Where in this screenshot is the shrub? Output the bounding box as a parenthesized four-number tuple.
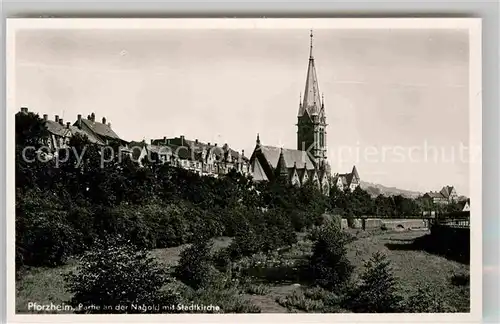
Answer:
(276, 290, 324, 312)
(174, 236, 217, 290)
(184, 287, 261, 313)
(65, 237, 180, 314)
(343, 252, 402, 313)
(242, 283, 270, 295)
(450, 273, 470, 287)
(403, 288, 458, 313)
(16, 191, 78, 267)
(227, 226, 264, 260)
(308, 223, 354, 291)
(303, 286, 330, 301)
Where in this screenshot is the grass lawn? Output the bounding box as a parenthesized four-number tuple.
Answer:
(15, 230, 469, 313)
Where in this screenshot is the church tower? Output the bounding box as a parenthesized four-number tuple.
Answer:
(297, 30, 327, 168)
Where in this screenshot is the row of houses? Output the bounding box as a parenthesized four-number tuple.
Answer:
(18, 106, 361, 192)
(19, 107, 251, 179)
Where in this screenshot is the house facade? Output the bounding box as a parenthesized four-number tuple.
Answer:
(131, 136, 251, 177)
(423, 185, 459, 205)
(332, 166, 360, 192)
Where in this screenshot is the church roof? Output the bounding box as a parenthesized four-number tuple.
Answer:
(259, 145, 316, 171)
(299, 31, 322, 118)
(251, 158, 268, 182)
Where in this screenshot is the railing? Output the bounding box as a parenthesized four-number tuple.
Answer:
(435, 218, 470, 228)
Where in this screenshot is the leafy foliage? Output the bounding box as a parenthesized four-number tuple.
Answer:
(343, 252, 403, 313)
(64, 238, 181, 314)
(174, 236, 218, 290)
(308, 223, 354, 291)
(402, 288, 457, 313)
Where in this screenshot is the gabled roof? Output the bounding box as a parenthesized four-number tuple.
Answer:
(275, 149, 289, 179)
(79, 118, 122, 141)
(299, 167, 309, 183)
(352, 165, 360, 180)
(424, 191, 446, 199)
(68, 125, 104, 145)
(251, 158, 268, 182)
(440, 185, 455, 198)
(45, 120, 71, 137)
(156, 137, 249, 163)
(258, 145, 316, 171)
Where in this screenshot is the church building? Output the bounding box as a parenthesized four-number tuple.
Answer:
(249, 31, 331, 195)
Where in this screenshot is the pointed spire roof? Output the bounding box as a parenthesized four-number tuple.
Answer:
(298, 30, 322, 117)
(275, 148, 289, 180)
(352, 165, 360, 180)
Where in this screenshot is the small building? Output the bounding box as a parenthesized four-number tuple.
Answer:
(332, 166, 360, 192)
(423, 185, 459, 205)
(459, 200, 470, 212)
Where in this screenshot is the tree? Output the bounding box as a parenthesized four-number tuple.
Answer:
(344, 252, 402, 313)
(308, 223, 354, 291)
(174, 235, 217, 290)
(65, 238, 180, 313)
(350, 186, 374, 216)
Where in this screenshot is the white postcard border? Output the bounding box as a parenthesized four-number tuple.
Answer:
(6, 17, 482, 323)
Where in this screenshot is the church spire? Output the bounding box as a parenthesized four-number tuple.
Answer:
(309, 29, 314, 59)
(298, 29, 322, 117)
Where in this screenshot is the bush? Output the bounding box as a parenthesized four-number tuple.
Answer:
(242, 283, 270, 295)
(16, 191, 78, 267)
(64, 237, 180, 314)
(343, 252, 402, 313)
(303, 286, 330, 301)
(308, 223, 354, 291)
(403, 288, 458, 313)
(276, 290, 324, 312)
(185, 287, 261, 313)
(174, 236, 217, 290)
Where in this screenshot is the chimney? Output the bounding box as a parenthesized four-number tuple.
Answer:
(215, 143, 217, 147)
(20, 107, 28, 114)
(77, 114, 82, 129)
(208, 142, 211, 146)
(102, 117, 106, 124)
(59, 118, 64, 125)
(195, 139, 198, 144)
(66, 122, 70, 129)
(108, 122, 111, 128)
(55, 115, 59, 122)
(242, 149, 245, 157)
(163, 136, 167, 145)
(90, 112, 95, 122)
(180, 135, 185, 146)
(43, 114, 48, 121)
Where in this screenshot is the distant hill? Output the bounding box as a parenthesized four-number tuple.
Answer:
(359, 181, 423, 199)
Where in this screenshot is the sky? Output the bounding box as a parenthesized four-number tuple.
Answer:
(15, 28, 471, 195)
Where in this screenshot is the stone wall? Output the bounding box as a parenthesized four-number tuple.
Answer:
(341, 218, 428, 231)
